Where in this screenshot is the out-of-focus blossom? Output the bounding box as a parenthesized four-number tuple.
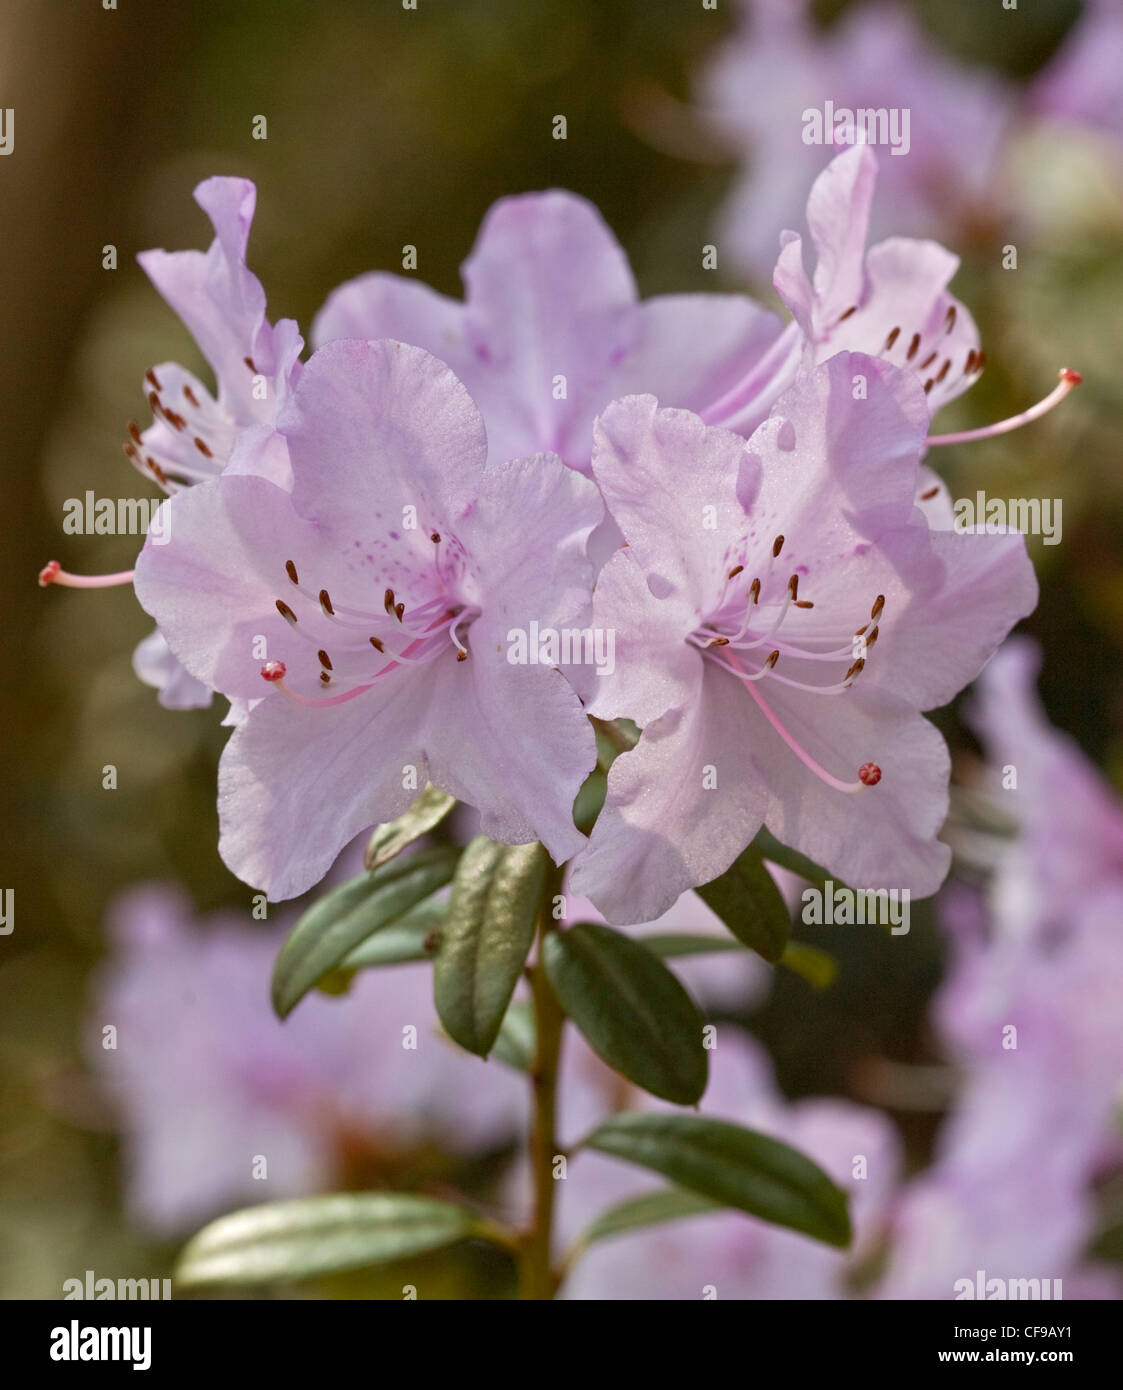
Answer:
(877, 639, 1123, 1298)
(697, 0, 1012, 277)
(86, 883, 524, 1235)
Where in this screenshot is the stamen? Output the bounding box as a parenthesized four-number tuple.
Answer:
(906, 333, 921, 362)
(728, 564, 744, 580)
(127, 421, 144, 445)
(193, 437, 213, 458)
(724, 650, 877, 794)
(837, 304, 858, 323)
(183, 384, 200, 408)
(772, 534, 784, 559)
(871, 595, 885, 621)
(884, 326, 901, 351)
(384, 588, 395, 615)
(394, 602, 405, 623)
(260, 661, 374, 708)
(944, 305, 957, 334)
(244, 356, 258, 373)
(919, 485, 940, 500)
(317, 649, 333, 671)
(39, 561, 135, 589)
(275, 599, 298, 624)
(431, 532, 441, 543)
(927, 369, 1080, 446)
(285, 560, 299, 585)
(370, 636, 384, 652)
(748, 577, 761, 605)
(319, 589, 334, 616)
(145, 368, 162, 391)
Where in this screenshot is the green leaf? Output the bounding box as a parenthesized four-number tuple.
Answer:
(578, 1188, 719, 1248)
(175, 1193, 486, 1288)
(696, 847, 790, 963)
(638, 932, 746, 960)
(271, 847, 459, 1018)
(573, 766, 607, 836)
(491, 999, 537, 1072)
(584, 1112, 851, 1248)
(779, 940, 839, 990)
(543, 922, 707, 1104)
(750, 827, 849, 893)
(364, 784, 456, 871)
(433, 837, 548, 1056)
(341, 897, 447, 970)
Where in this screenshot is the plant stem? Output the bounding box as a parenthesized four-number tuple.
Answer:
(517, 867, 567, 1300)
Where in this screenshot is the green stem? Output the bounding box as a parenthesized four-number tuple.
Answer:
(517, 864, 567, 1300)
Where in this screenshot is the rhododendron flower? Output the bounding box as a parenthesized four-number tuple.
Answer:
(135, 339, 602, 899)
(569, 353, 1037, 924)
(312, 189, 786, 477)
(41, 176, 302, 709)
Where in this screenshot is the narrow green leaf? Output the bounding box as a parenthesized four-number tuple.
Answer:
(175, 1193, 484, 1288)
(433, 837, 547, 1056)
(697, 847, 790, 963)
(340, 897, 447, 970)
(271, 847, 459, 1018)
(579, 1188, 720, 1248)
(779, 940, 839, 990)
(491, 999, 537, 1072)
(584, 1112, 851, 1248)
(750, 827, 849, 893)
(543, 922, 707, 1104)
(638, 932, 746, 960)
(364, 784, 457, 871)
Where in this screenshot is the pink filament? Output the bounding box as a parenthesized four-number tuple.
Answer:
(926, 369, 1081, 447)
(39, 561, 136, 589)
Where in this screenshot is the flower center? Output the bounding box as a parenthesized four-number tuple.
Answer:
(690, 534, 882, 794)
(260, 533, 480, 708)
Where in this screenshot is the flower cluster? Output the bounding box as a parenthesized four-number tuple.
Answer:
(44, 146, 1065, 925)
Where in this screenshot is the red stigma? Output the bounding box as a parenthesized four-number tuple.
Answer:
(1060, 368, 1082, 385)
(261, 660, 287, 683)
(38, 560, 61, 587)
(858, 762, 882, 787)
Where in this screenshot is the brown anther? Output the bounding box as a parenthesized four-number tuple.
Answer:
(920, 485, 940, 500)
(794, 599, 814, 609)
(906, 333, 921, 362)
(854, 623, 869, 637)
(844, 657, 866, 682)
(766, 650, 780, 669)
(244, 356, 257, 373)
(772, 534, 784, 558)
(837, 304, 858, 322)
(383, 588, 395, 615)
(431, 532, 441, 543)
(320, 671, 332, 685)
(944, 305, 957, 333)
(285, 560, 299, 585)
(193, 436, 214, 458)
(865, 626, 879, 648)
(456, 649, 468, 662)
(148, 459, 169, 486)
(164, 410, 187, 432)
(788, 573, 799, 599)
(183, 384, 200, 407)
(924, 378, 935, 395)
(317, 649, 333, 670)
(936, 357, 951, 383)
(123, 442, 137, 460)
(708, 636, 730, 647)
(147, 390, 163, 416)
(748, 577, 761, 604)
(275, 599, 298, 624)
(884, 326, 901, 351)
(920, 351, 938, 370)
(319, 588, 334, 616)
(145, 368, 162, 391)
(394, 602, 405, 623)
(728, 564, 744, 580)
(369, 636, 384, 653)
(965, 348, 978, 376)
(128, 420, 144, 445)
(871, 594, 885, 620)
(976, 349, 987, 373)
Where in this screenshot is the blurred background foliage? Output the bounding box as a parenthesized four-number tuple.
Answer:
(1, 0, 1120, 1297)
